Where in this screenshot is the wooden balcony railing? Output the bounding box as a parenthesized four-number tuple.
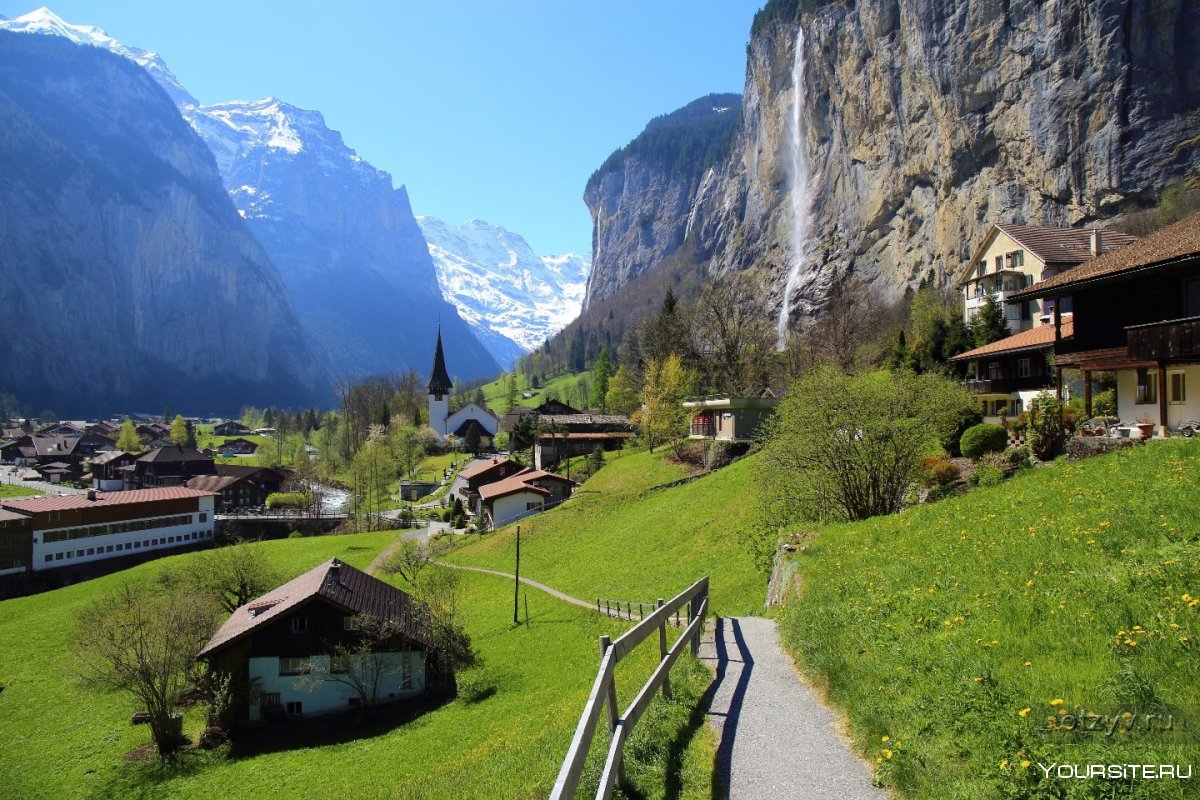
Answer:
(1126, 316, 1200, 361)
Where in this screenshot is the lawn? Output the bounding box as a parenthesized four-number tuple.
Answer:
(779, 441, 1200, 799)
(479, 370, 592, 414)
(0, 530, 717, 799)
(0, 484, 39, 498)
(193, 424, 272, 452)
(445, 448, 766, 617)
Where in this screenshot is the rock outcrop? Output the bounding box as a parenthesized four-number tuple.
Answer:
(584, 0, 1200, 335)
(0, 32, 325, 414)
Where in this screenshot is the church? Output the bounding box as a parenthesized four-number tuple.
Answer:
(426, 329, 500, 443)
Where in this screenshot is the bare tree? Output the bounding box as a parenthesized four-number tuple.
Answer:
(690, 269, 775, 394)
(74, 580, 219, 757)
(784, 274, 895, 377)
(382, 538, 439, 584)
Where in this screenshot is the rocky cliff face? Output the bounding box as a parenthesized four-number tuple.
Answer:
(582, 94, 741, 308)
(0, 32, 325, 415)
(586, 0, 1200, 334)
(184, 99, 499, 382)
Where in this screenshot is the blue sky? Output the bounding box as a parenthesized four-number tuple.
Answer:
(19, 1, 762, 256)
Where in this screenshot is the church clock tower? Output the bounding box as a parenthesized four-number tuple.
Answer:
(426, 328, 453, 437)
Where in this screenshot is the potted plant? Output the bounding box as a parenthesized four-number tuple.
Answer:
(1135, 415, 1156, 440)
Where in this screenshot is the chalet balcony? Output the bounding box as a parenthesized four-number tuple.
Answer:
(1126, 316, 1200, 362)
(689, 421, 716, 438)
(964, 375, 1051, 395)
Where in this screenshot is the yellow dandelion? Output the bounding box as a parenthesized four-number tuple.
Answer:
(1021, 760, 1031, 769)
(884, 749, 893, 759)
(1051, 698, 1064, 706)
(881, 735, 890, 742)
(1018, 707, 1031, 718)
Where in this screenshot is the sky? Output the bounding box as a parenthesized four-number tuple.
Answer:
(12, 1, 763, 256)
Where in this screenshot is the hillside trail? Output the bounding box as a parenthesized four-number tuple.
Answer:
(698, 616, 888, 799)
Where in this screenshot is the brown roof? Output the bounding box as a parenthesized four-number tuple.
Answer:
(137, 445, 212, 463)
(30, 435, 79, 458)
(537, 431, 635, 441)
(198, 559, 433, 658)
(90, 450, 139, 465)
(948, 318, 1073, 362)
(458, 456, 518, 481)
(0, 486, 216, 514)
(185, 475, 241, 493)
(539, 413, 632, 426)
(1011, 213, 1200, 300)
(478, 473, 551, 502)
(955, 224, 1139, 289)
(519, 469, 576, 486)
(0, 509, 30, 523)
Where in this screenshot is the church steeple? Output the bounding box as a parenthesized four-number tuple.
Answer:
(426, 327, 453, 398)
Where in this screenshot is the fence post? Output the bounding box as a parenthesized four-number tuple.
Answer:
(657, 598, 671, 699)
(599, 634, 627, 787)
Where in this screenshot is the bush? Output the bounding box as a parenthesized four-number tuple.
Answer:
(940, 404, 983, 457)
(1027, 391, 1066, 461)
(971, 453, 1007, 487)
(1002, 446, 1032, 469)
(959, 423, 1008, 459)
(706, 440, 733, 470)
(265, 492, 310, 511)
(918, 456, 960, 487)
(1093, 388, 1117, 417)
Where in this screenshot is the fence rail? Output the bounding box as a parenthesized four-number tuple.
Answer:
(595, 597, 687, 626)
(551, 576, 709, 800)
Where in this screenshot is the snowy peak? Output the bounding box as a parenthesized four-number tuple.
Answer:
(417, 216, 589, 362)
(0, 7, 198, 106)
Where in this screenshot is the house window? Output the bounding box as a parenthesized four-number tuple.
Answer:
(1135, 368, 1157, 405)
(44, 554, 52, 563)
(286, 701, 303, 715)
(344, 616, 360, 631)
(199, 513, 207, 522)
(994, 255, 1003, 271)
(292, 616, 308, 634)
(526, 502, 540, 511)
(1016, 358, 1032, 378)
(330, 655, 350, 674)
(401, 653, 413, 690)
(279, 657, 308, 675)
(1170, 372, 1187, 404)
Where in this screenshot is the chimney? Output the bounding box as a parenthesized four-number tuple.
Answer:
(328, 559, 342, 582)
(1089, 228, 1102, 257)
(87, 489, 97, 501)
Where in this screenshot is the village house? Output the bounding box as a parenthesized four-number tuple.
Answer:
(217, 437, 259, 456)
(683, 392, 780, 442)
(90, 450, 141, 492)
(499, 398, 581, 433)
(955, 224, 1138, 334)
(213, 420, 252, 437)
(186, 465, 287, 511)
(1008, 212, 1200, 435)
(0, 509, 33, 579)
(477, 468, 576, 528)
(533, 413, 635, 470)
(948, 319, 1070, 420)
(0, 487, 216, 584)
(126, 445, 216, 489)
(455, 456, 527, 513)
(197, 559, 434, 721)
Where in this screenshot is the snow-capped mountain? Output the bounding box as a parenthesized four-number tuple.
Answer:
(0, 7, 197, 106)
(5, 6, 501, 381)
(418, 217, 590, 368)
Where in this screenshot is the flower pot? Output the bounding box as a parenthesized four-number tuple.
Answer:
(1136, 423, 1155, 440)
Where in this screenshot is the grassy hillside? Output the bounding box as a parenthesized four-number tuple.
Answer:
(0, 484, 39, 498)
(446, 448, 766, 617)
(0, 530, 717, 799)
(780, 442, 1200, 799)
(479, 371, 592, 414)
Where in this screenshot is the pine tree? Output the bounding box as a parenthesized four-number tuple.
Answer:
(970, 293, 1010, 347)
(590, 350, 614, 411)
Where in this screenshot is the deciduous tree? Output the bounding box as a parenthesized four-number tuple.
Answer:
(169, 414, 187, 445)
(116, 418, 140, 452)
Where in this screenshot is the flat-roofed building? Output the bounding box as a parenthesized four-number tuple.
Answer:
(0, 487, 217, 576)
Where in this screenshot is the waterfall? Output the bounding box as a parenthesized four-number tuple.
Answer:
(777, 26, 811, 348)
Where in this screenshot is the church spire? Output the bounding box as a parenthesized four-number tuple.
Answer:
(426, 327, 453, 396)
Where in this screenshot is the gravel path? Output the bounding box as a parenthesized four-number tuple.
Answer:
(699, 616, 888, 800)
(432, 561, 597, 611)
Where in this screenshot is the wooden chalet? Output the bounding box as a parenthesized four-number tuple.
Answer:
(455, 456, 527, 512)
(197, 559, 434, 721)
(477, 468, 576, 528)
(213, 420, 252, 437)
(533, 413, 635, 470)
(128, 445, 216, 489)
(186, 465, 287, 511)
(948, 319, 1069, 419)
(1009, 213, 1200, 434)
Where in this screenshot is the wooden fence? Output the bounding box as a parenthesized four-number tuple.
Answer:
(550, 576, 709, 800)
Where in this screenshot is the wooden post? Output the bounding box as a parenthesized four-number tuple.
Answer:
(513, 526, 520, 625)
(524, 594, 529, 626)
(1084, 370, 1093, 417)
(600, 635, 620, 735)
(1158, 363, 1168, 437)
(657, 598, 672, 699)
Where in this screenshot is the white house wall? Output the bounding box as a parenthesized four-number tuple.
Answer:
(248, 651, 424, 720)
(32, 496, 215, 571)
(490, 491, 545, 527)
(1116, 365, 1200, 429)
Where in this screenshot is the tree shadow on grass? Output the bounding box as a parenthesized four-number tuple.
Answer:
(226, 687, 456, 758)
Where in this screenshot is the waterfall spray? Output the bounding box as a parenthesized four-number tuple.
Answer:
(776, 26, 811, 348)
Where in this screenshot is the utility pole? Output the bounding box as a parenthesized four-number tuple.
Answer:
(513, 525, 521, 625)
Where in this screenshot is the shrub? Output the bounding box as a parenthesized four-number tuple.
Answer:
(940, 404, 983, 457)
(959, 423, 1008, 459)
(1002, 446, 1032, 469)
(919, 456, 961, 487)
(1093, 388, 1117, 417)
(265, 492, 310, 511)
(1027, 391, 1066, 461)
(706, 440, 733, 470)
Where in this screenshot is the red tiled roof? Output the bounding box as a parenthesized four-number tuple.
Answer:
(458, 457, 517, 481)
(1011, 212, 1200, 300)
(0, 486, 215, 513)
(948, 318, 1073, 362)
(198, 559, 433, 658)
